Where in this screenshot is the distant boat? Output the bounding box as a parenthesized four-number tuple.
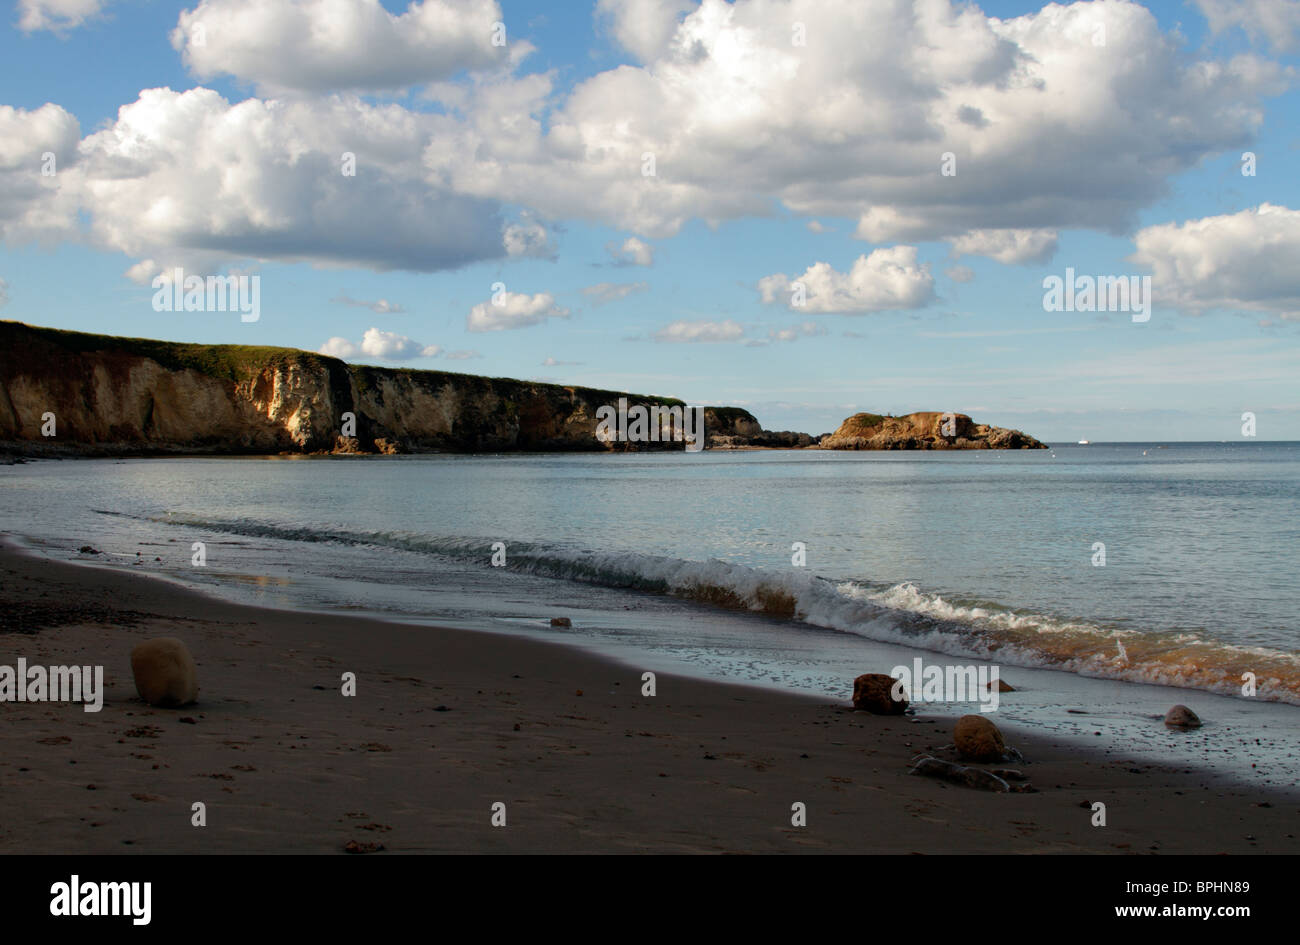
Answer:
(1077, 439, 1090, 445)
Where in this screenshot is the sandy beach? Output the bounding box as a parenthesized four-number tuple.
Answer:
(1, 537, 1295, 854)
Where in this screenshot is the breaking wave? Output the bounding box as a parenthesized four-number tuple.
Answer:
(100, 511, 1300, 705)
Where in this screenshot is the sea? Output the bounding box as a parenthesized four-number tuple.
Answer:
(3, 442, 1298, 788)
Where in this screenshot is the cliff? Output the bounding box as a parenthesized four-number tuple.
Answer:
(818, 411, 1046, 450)
(0, 321, 761, 456)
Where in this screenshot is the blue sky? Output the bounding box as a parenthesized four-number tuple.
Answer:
(2, 0, 1299, 440)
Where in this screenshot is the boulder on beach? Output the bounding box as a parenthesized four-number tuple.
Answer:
(130, 638, 198, 707)
(852, 673, 908, 714)
(988, 679, 1015, 692)
(549, 617, 572, 628)
(1164, 704, 1202, 728)
(954, 714, 1006, 762)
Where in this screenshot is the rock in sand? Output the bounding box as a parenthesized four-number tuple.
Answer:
(954, 714, 1006, 762)
(1164, 704, 1202, 728)
(852, 673, 908, 714)
(130, 638, 199, 707)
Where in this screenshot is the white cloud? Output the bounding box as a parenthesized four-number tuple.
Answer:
(949, 228, 1057, 265)
(0, 277, 8, 307)
(607, 236, 654, 266)
(596, 0, 694, 62)
(806, 220, 829, 234)
(318, 336, 359, 358)
(503, 218, 554, 258)
(581, 280, 648, 304)
(6, 0, 1291, 285)
(362, 327, 439, 359)
(0, 103, 82, 245)
(758, 245, 935, 314)
(17, 0, 105, 32)
(60, 88, 507, 278)
(1131, 203, 1300, 319)
(320, 326, 441, 360)
(768, 321, 826, 343)
(1195, 0, 1300, 53)
(652, 318, 744, 343)
(172, 0, 509, 94)
(945, 265, 975, 283)
(423, 0, 1286, 246)
(467, 290, 569, 331)
(332, 293, 406, 314)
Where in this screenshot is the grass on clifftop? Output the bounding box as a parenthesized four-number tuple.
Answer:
(835, 413, 888, 435)
(1, 321, 749, 417)
(1, 320, 327, 382)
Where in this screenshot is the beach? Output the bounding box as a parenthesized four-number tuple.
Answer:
(2, 538, 1295, 855)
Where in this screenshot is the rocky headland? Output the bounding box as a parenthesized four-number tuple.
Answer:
(816, 411, 1047, 450)
(0, 322, 1046, 456)
(0, 321, 760, 456)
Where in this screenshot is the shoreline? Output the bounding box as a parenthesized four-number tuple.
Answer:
(2, 537, 1297, 854)
(0, 443, 818, 461)
(7, 442, 1297, 464)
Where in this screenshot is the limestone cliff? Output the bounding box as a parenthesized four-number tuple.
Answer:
(0, 321, 760, 456)
(818, 411, 1046, 450)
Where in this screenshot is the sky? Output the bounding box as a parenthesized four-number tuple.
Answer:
(1, 0, 1299, 441)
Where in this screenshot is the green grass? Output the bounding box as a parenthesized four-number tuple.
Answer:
(1, 320, 328, 382)
(1, 320, 755, 420)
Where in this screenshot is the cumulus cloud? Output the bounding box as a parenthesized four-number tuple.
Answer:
(319, 326, 442, 360)
(1131, 203, 1300, 319)
(361, 327, 440, 359)
(332, 293, 405, 314)
(7, 0, 1292, 285)
(318, 336, 359, 358)
(423, 0, 1286, 247)
(607, 236, 654, 266)
(17, 0, 105, 32)
(758, 246, 935, 314)
(949, 228, 1057, 265)
(596, 0, 694, 62)
(945, 265, 975, 283)
(172, 0, 509, 94)
(542, 355, 584, 366)
(59, 88, 507, 278)
(581, 280, 648, 304)
(0, 103, 82, 245)
(1195, 0, 1300, 53)
(467, 290, 569, 331)
(652, 318, 744, 343)
(503, 218, 554, 258)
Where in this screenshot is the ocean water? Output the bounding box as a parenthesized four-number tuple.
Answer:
(3, 443, 1298, 787)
